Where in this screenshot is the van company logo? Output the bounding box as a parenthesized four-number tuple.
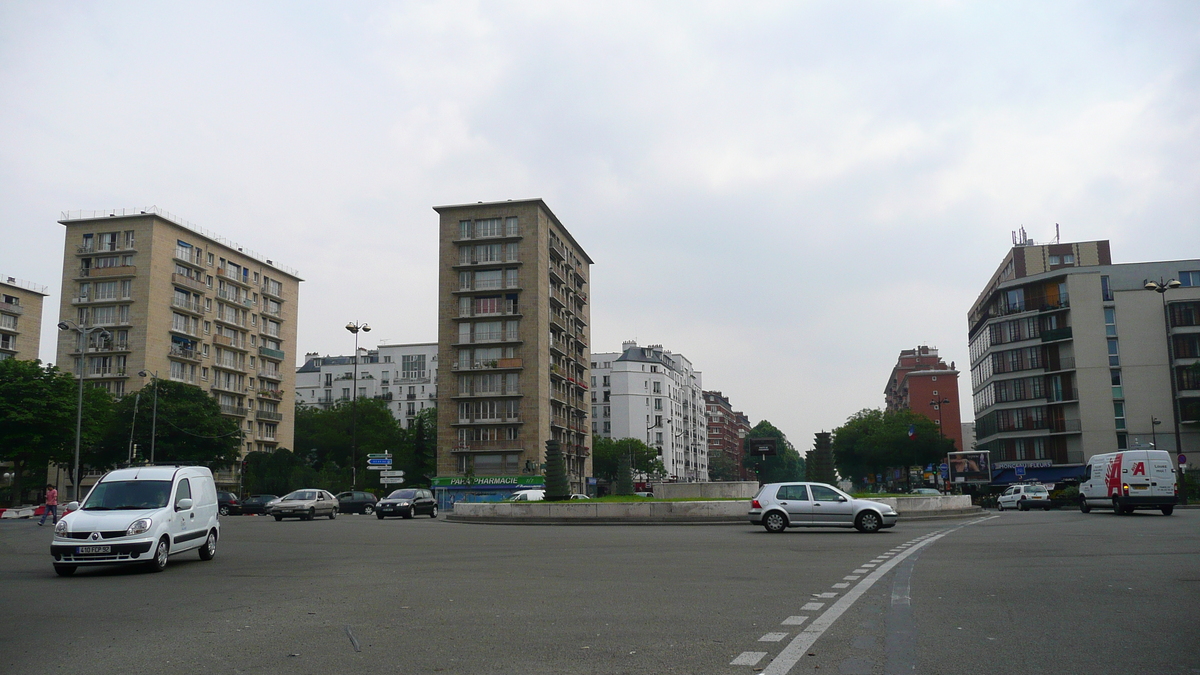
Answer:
(89, 532, 101, 541)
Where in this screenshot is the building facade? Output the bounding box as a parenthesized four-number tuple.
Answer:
(434, 199, 592, 500)
(592, 342, 708, 482)
(296, 342, 438, 427)
(55, 208, 302, 470)
(968, 238, 1200, 471)
(884, 346, 964, 452)
(704, 390, 752, 480)
(0, 275, 48, 361)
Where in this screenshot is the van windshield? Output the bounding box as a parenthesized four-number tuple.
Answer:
(82, 481, 172, 510)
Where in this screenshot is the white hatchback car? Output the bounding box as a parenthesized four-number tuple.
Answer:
(997, 484, 1052, 511)
(51, 466, 220, 576)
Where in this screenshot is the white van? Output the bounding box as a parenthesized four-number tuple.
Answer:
(50, 466, 221, 576)
(1079, 450, 1177, 516)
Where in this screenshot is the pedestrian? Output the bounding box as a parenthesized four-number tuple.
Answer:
(38, 484, 58, 526)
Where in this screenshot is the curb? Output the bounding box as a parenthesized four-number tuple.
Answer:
(444, 507, 988, 526)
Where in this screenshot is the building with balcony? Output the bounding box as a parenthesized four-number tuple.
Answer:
(884, 346, 963, 452)
(591, 341, 708, 482)
(295, 342, 438, 427)
(54, 208, 302, 477)
(968, 236, 1200, 476)
(0, 275, 48, 361)
(704, 390, 752, 481)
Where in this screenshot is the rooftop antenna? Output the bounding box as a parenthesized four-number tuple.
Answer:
(1055, 223, 1060, 244)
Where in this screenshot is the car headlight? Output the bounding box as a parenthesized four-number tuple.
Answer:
(127, 518, 152, 536)
(400, 501, 410, 506)
(54, 520, 69, 536)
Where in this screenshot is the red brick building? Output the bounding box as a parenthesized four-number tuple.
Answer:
(884, 346, 964, 451)
(704, 391, 752, 480)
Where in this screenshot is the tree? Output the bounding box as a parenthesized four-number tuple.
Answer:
(743, 420, 806, 484)
(0, 359, 112, 504)
(544, 440, 570, 500)
(831, 408, 955, 488)
(591, 436, 666, 483)
(707, 450, 742, 482)
(404, 407, 437, 484)
(242, 448, 318, 496)
(97, 380, 240, 471)
(294, 398, 404, 492)
(806, 432, 836, 484)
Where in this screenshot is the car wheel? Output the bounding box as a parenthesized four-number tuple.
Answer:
(199, 530, 217, 561)
(307, 508, 315, 521)
(1079, 498, 1091, 513)
(329, 508, 337, 520)
(1161, 505, 1174, 516)
(147, 537, 169, 573)
(376, 512, 385, 520)
(274, 515, 283, 522)
(763, 511, 787, 533)
(363, 505, 374, 516)
(1018, 499, 1029, 512)
(402, 510, 414, 519)
(54, 564, 77, 577)
(219, 505, 230, 517)
(430, 505, 438, 519)
(855, 511, 882, 533)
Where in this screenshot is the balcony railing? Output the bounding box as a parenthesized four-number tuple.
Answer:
(171, 273, 207, 293)
(168, 345, 199, 361)
(259, 369, 282, 380)
(171, 297, 205, 314)
(1041, 327, 1073, 342)
(0, 301, 23, 315)
(255, 409, 283, 421)
(219, 404, 248, 416)
(450, 440, 524, 452)
(1050, 418, 1082, 433)
(457, 414, 520, 424)
(258, 389, 284, 400)
(259, 346, 285, 360)
(395, 370, 429, 382)
(1044, 357, 1076, 372)
(81, 265, 137, 278)
(217, 268, 249, 285)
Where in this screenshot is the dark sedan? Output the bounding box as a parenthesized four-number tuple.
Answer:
(241, 494, 278, 515)
(217, 491, 242, 516)
(376, 488, 438, 519)
(336, 491, 379, 515)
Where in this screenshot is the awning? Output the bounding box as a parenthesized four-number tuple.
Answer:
(991, 465, 1087, 485)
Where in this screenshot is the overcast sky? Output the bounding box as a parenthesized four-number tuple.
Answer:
(3, 1, 1198, 452)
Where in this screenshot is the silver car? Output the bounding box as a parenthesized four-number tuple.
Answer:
(270, 489, 339, 521)
(749, 482, 898, 533)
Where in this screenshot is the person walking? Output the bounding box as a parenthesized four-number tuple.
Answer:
(38, 484, 58, 526)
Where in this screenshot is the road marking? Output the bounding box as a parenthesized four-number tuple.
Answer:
(814, 592, 838, 598)
(781, 616, 809, 626)
(759, 516, 996, 675)
(832, 582, 849, 589)
(861, 563, 877, 568)
(852, 568, 869, 574)
(731, 652, 768, 666)
(801, 602, 824, 611)
(843, 575, 861, 581)
(759, 632, 788, 642)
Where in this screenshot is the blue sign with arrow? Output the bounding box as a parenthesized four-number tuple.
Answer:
(366, 458, 392, 466)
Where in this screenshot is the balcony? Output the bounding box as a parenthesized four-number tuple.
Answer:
(259, 369, 282, 381)
(449, 440, 524, 453)
(261, 306, 281, 318)
(210, 382, 248, 395)
(548, 263, 565, 284)
(259, 346, 285, 360)
(549, 239, 565, 261)
(0, 300, 22, 315)
(451, 358, 522, 372)
(456, 415, 521, 425)
(217, 268, 251, 287)
(168, 345, 200, 361)
(258, 389, 284, 400)
(73, 342, 131, 355)
(457, 303, 520, 319)
(1041, 327, 1073, 343)
(84, 367, 127, 378)
(1044, 357, 1076, 373)
(261, 283, 284, 300)
(219, 404, 248, 417)
(81, 265, 137, 279)
(1050, 418, 1082, 434)
(395, 370, 430, 383)
(174, 247, 203, 266)
(255, 409, 283, 421)
(214, 360, 246, 373)
(171, 273, 207, 293)
(171, 297, 205, 315)
(212, 334, 245, 350)
(454, 332, 520, 346)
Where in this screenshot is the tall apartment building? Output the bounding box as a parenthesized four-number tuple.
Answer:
(434, 199, 592, 500)
(55, 208, 302, 470)
(592, 341, 708, 482)
(296, 342, 438, 427)
(883, 346, 964, 452)
(0, 275, 48, 361)
(704, 390, 752, 480)
(968, 237, 1199, 474)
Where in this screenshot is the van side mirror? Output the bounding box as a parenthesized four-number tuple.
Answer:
(176, 498, 193, 511)
(66, 501, 80, 512)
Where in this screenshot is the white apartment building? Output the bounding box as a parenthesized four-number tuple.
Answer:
(591, 341, 709, 482)
(296, 342, 438, 427)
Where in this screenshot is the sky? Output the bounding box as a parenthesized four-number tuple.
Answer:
(3, 1, 1199, 453)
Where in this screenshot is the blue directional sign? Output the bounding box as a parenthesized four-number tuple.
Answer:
(1015, 466, 1026, 478)
(366, 458, 393, 466)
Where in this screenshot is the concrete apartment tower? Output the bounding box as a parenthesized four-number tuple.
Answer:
(704, 390, 752, 480)
(968, 236, 1199, 478)
(434, 199, 592, 500)
(1, 275, 48, 361)
(883, 346, 964, 452)
(55, 208, 302, 484)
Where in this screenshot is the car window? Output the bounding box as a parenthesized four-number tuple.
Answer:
(1027, 486, 1048, 493)
(176, 478, 192, 507)
(810, 485, 841, 501)
(777, 485, 809, 501)
(389, 489, 418, 499)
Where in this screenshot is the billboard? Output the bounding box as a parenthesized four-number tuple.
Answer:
(947, 451, 991, 483)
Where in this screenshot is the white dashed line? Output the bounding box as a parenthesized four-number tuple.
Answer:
(843, 575, 861, 581)
(731, 652, 768, 666)
(759, 633, 788, 642)
(852, 568, 869, 574)
(832, 582, 849, 589)
(801, 602, 824, 611)
(862, 563, 877, 568)
(781, 616, 809, 626)
(813, 592, 838, 598)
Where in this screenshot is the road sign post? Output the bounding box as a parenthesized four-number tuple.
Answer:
(380, 477, 405, 485)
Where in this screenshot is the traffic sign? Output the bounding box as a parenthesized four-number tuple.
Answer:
(366, 458, 392, 466)
(367, 466, 390, 470)
(939, 463, 949, 477)
(1015, 466, 1026, 477)
(367, 453, 392, 459)
(380, 477, 405, 485)
(1179, 454, 1187, 465)
(379, 470, 405, 477)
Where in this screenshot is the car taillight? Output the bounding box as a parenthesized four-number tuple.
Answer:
(751, 499, 762, 509)
(1122, 483, 1130, 497)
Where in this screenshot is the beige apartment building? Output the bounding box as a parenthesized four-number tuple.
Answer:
(54, 208, 302, 476)
(0, 275, 48, 361)
(433, 199, 592, 502)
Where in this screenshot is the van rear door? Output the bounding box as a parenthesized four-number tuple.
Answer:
(1150, 459, 1175, 498)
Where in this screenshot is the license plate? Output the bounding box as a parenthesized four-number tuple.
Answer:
(77, 545, 111, 554)
(1132, 485, 1148, 490)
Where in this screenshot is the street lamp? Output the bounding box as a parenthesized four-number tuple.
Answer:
(1144, 278, 1186, 505)
(1151, 416, 1162, 450)
(346, 321, 370, 490)
(57, 320, 111, 500)
(929, 398, 950, 435)
(137, 370, 159, 464)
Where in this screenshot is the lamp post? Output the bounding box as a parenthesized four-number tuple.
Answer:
(1144, 277, 1186, 505)
(345, 321, 370, 490)
(1151, 416, 1161, 450)
(56, 320, 111, 500)
(929, 398, 950, 435)
(136, 370, 159, 464)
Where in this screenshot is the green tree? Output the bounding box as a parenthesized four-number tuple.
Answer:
(544, 439, 570, 500)
(97, 380, 241, 471)
(707, 450, 742, 482)
(242, 448, 318, 496)
(591, 436, 666, 483)
(0, 359, 112, 504)
(403, 407, 437, 485)
(806, 431, 837, 484)
(294, 399, 403, 491)
(743, 420, 806, 484)
(831, 408, 955, 488)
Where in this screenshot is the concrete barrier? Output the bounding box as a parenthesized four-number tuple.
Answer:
(862, 495, 974, 513)
(650, 482, 760, 500)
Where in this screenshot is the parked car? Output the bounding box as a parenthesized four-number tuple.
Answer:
(217, 491, 242, 516)
(240, 494, 278, 515)
(910, 488, 941, 496)
(50, 466, 220, 576)
(270, 489, 339, 521)
(569, 494, 591, 500)
(749, 482, 898, 533)
(507, 489, 545, 502)
(634, 491, 653, 498)
(997, 484, 1051, 511)
(336, 491, 379, 515)
(376, 488, 438, 518)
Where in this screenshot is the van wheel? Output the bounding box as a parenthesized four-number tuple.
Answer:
(274, 515, 283, 522)
(855, 511, 882, 533)
(997, 502, 1005, 511)
(198, 531, 217, 561)
(1079, 498, 1091, 513)
(1018, 500, 1029, 512)
(1161, 506, 1174, 516)
(1112, 498, 1123, 515)
(1043, 505, 1051, 511)
(763, 511, 787, 533)
(54, 564, 77, 577)
(430, 506, 438, 519)
(147, 538, 169, 573)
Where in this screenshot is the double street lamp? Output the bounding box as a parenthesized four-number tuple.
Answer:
(346, 321, 370, 490)
(137, 370, 159, 464)
(1144, 277, 1186, 505)
(56, 320, 111, 501)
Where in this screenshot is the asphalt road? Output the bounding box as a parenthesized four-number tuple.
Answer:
(2, 508, 1198, 674)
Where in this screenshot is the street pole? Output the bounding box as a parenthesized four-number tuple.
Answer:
(1145, 278, 1186, 505)
(57, 320, 110, 501)
(346, 322, 371, 490)
(138, 370, 159, 464)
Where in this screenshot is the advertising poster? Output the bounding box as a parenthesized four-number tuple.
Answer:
(947, 451, 991, 483)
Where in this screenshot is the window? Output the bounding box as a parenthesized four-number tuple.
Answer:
(1048, 255, 1060, 265)
(1108, 338, 1120, 366)
(1101, 275, 1113, 301)
(1104, 308, 1116, 336)
(1179, 271, 1200, 287)
(1113, 401, 1126, 430)
(1062, 254, 1074, 264)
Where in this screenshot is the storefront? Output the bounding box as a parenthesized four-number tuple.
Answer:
(432, 475, 546, 510)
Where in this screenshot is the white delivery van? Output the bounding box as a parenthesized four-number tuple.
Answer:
(1079, 450, 1177, 516)
(50, 466, 221, 576)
